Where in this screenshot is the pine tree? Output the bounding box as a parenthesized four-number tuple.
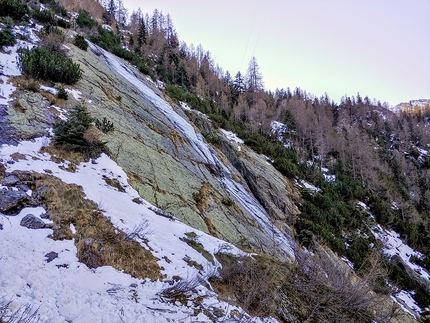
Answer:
(107, 0, 116, 18)
(137, 17, 147, 47)
(233, 71, 246, 93)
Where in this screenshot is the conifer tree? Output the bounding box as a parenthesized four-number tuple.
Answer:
(233, 71, 246, 93)
(137, 16, 147, 48)
(245, 56, 264, 91)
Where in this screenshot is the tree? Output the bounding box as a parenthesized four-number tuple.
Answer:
(137, 16, 147, 48)
(107, 0, 116, 19)
(245, 56, 264, 92)
(233, 71, 246, 93)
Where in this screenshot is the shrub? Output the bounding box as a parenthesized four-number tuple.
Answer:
(73, 34, 88, 51)
(0, 0, 29, 21)
(18, 46, 82, 84)
(32, 7, 56, 25)
(56, 17, 70, 28)
(53, 105, 105, 158)
(221, 197, 234, 206)
(76, 10, 97, 28)
(57, 86, 68, 100)
(39, 26, 65, 54)
(95, 117, 114, 133)
(0, 26, 15, 48)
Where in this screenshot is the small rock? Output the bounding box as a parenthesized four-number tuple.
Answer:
(20, 214, 46, 229)
(0, 223, 3, 230)
(40, 212, 49, 219)
(34, 185, 48, 200)
(2, 175, 20, 186)
(17, 184, 30, 192)
(85, 238, 93, 245)
(44, 169, 53, 174)
(45, 251, 58, 263)
(91, 159, 98, 164)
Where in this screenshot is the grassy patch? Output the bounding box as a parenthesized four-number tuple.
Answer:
(102, 175, 125, 192)
(29, 173, 162, 280)
(180, 232, 214, 264)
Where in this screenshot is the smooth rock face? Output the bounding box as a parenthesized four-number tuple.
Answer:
(1, 42, 299, 258)
(20, 214, 46, 229)
(0, 189, 29, 214)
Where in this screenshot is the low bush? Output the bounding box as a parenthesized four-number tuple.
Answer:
(76, 10, 97, 28)
(57, 86, 68, 100)
(56, 17, 70, 28)
(0, 0, 29, 21)
(95, 117, 114, 133)
(19, 46, 82, 84)
(0, 26, 15, 48)
(73, 34, 88, 50)
(32, 7, 56, 25)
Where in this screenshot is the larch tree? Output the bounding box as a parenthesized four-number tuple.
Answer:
(245, 56, 264, 92)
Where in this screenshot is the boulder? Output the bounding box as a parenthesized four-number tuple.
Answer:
(0, 189, 29, 214)
(20, 214, 46, 229)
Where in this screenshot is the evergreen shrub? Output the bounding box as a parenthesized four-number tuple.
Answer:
(19, 46, 82, 84)
(57, 86, 68, 100)
(76, 10, 97, 28)
(0, 26, 15, 48)
(0, 0, 29, 21)
(74, 34, 88, 50)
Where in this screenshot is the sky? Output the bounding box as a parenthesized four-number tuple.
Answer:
(122, 0, 430, 105)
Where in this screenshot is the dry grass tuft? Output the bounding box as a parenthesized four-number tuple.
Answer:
(12, 100, 25, 113)
(31, 173, 162, 280)
(83, 125, 101, 144)
(180, 232, 214, 264)
(40, 91, 57, 105)
(102, 175, 126, 192)
(11, 77, 40, 93)
(40, 145, 86, 165)
(10, 153, 27, 161)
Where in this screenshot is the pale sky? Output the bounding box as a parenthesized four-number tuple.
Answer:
(122, 0, 430, 105)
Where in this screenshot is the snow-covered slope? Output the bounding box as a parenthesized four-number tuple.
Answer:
(0, 137, 276, 322)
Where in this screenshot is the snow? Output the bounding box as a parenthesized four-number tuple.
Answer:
(341, 256, 354, 269)
(65, 88, 82, 100)
(0, 24, 40, 105)
(297, 180, 321, 193)
(270, 121, 291, 148)
(391, 290, 421, 317)
(219, 129, 244, 145)
(179, 101, 191, 111)
(323, 174, 336, 182)
(376, 225, 430, 281)
(372, 224, 430, 314)
(356, 201, 369, 211)
(40, 85, 59, 95)
(0, 137, 277, 323)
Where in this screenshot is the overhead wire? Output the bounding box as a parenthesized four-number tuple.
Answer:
(240, 9, 257, 72)
(251, 8, 268, 59)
